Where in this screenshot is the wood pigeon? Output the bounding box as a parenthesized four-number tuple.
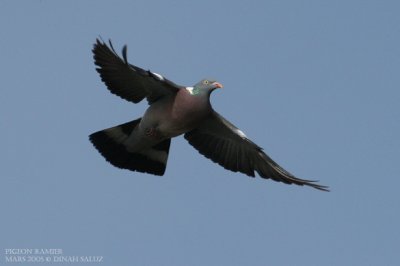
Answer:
(89, 39, 328, 191)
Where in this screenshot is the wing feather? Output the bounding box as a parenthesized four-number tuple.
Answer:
(93, 39, 182, 104)
(185, 111, 329, 191)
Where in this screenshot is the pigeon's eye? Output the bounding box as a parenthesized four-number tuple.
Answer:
(203, 80, 209, 85)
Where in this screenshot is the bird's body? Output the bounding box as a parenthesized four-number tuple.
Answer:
(143, 88, 212, 138)
(121, 88, 212, 152)
(89, 39, 328, 191)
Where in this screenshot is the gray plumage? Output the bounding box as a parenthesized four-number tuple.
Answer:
(89, 39, 329, 191)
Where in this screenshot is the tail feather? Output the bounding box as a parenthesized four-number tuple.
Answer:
(89, 118, 171, 175)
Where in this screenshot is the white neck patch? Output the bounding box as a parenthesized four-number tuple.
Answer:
(185, 87, 195, 95)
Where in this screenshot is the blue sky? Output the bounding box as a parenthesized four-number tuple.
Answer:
(1, 1, 399, 265)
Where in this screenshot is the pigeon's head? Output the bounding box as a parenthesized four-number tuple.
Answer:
(192, 79, 223, 95)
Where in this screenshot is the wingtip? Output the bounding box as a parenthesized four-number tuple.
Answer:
(93, 37, 109, 52)
(93, 37, 102, 50)
(108, 39, 117, 53)
(122, 45, 128, 64)
(94, 36, 108, 49)
(311, 184, 330, 192)
(287, 176, 330, 192)
(97, 35, 104, 43)
(304, 180, 330, 192)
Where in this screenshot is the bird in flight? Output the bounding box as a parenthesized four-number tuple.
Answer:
(89, 39, 328, 191)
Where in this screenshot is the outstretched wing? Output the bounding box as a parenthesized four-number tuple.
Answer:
(184, 111, 329, 191)
(93, 39, 182, 104)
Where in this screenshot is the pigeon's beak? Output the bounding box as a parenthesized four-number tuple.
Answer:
(212, 82, 223, 89)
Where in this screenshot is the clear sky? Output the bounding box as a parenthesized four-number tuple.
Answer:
(1, 1, 399, 265)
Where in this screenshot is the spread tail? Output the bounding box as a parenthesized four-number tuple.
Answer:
(89, 118, 171, 175)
